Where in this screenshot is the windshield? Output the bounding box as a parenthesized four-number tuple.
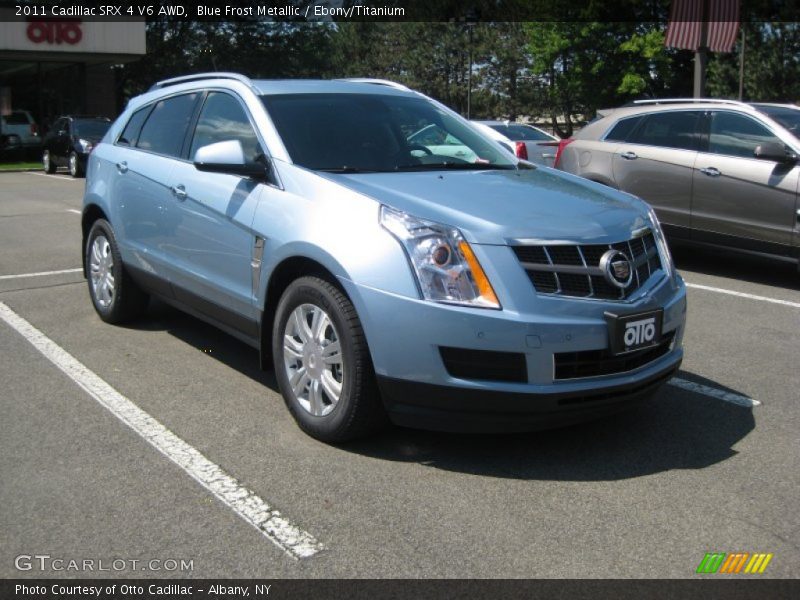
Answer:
(753, 105, 800, 140)
(488, 124, 554, 142)
(74, 119, 111, 138)
(261, 93, 516, 172)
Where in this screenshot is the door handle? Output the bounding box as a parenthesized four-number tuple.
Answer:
(116, 161, 128, 174)
(170, 184, 187, 201)
(619, 151, 638, 160)
(700, 167, 721, 177)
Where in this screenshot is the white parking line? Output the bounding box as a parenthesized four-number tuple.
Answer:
(669, 377, 761, 408)
(66, 209, 81, 215)
(685, 282, 800, 309)
(0, 268, 83, 281)
(26, 172, 83, 181)
(0, 302, 324, 560)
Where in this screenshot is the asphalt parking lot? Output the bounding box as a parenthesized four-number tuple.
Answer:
(1, 170, 798, 579)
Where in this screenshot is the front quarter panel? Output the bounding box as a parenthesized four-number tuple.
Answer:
(254, 160, 420, 304)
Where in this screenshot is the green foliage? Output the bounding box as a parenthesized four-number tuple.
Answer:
(525, 21, 693, 136)
(115, 16, 796, 136)
(707, 22, 800, 102)
(118, 20, 337, 100)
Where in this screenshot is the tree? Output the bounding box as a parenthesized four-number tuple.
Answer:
(472, 23, 536, 120)
(525, 21, 693, 137)
(707, 22, 800, 101)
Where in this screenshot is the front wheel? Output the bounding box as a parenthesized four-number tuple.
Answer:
(272, 276, 386, 442)
(86, 219, 148, 323)
(43, 150, 56, 173)
(68, 151, 83, 178)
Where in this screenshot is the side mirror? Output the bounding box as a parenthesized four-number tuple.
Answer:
(754, 141, 797, 164)
(193, 140, 268, 179)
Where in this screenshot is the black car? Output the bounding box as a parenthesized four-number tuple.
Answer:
(42, 116, 111, 177)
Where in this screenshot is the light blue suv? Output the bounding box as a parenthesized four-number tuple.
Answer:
(82, 73, 686, 442)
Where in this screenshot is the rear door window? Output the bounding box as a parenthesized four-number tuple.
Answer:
(708, 111, 783, 158)
(604, 116, 644, 142)
(628, 111, 702, 151)
(118, 106, 151, 147)
(136, 93, 199, 157)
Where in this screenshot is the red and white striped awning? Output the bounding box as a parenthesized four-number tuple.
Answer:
(665, 0, 740, 53)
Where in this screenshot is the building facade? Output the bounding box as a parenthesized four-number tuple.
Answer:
(0, 16, 145, 137)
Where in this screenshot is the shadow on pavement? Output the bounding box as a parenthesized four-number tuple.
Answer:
(138, 299, 756, 482)
(345, 370, 755, 482)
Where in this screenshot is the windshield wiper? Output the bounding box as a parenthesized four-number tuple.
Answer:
(318, 167, 380, 174)
(394, 162, 516, 171)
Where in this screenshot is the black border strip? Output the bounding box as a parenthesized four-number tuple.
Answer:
(2, 579, 799, 599)
(1, 0, 799, 23)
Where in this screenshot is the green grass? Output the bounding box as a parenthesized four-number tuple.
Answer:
(0, 162, 42, 171)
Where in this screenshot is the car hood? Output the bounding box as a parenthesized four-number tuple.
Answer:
(328, 167, 651, 245)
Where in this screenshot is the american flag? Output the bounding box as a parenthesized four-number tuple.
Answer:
(665, 0, 740, 53)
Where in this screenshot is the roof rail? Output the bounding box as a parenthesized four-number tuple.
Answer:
(632, 98, 752, 108)
(336, 78, 411, 91)
(149, 72, 254, 91)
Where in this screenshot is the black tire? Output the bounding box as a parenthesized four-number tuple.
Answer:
(272, 276, 387, 442)
(69, 151, 84, 178)
(85, 219, 148, 323)
(42, 149, 56, 174)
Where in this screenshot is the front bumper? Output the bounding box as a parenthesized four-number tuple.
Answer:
(339, 262, 686, 433)
(378, 359, 679, 432)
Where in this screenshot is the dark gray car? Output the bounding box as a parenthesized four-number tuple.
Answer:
(558, 99, 800, 268)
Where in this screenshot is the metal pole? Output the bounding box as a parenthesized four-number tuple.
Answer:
(738, 27, 745, 101)
(693, 0, 710, 98)
(467, 25, 473, 119)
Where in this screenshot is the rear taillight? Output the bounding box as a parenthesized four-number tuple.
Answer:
(553, 138, 574, 168)
(30, 123, 38, 136)
(514, 141, 528, 160)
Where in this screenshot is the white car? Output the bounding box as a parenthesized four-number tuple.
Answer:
(407, 123, 478, 162)
(472, 120, 560, 166)
(0, 110, 41, 151)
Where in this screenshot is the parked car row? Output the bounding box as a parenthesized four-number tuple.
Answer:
(1, 111, 113, 177)
(72, 72, 797, 444)
(42, 116, 112, 177)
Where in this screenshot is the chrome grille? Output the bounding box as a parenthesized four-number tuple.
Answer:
(512, 231, 663, 300)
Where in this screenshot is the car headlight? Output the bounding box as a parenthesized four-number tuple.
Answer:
(380, 205, 500, 309)
(648, 208, 675, 280)
(78, 138, 93, 153)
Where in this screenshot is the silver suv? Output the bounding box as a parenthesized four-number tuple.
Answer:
(558, 99, 800, 267)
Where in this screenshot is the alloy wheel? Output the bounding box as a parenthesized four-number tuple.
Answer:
(282, 303, 344, 417)
(89, 235, 115, 308)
